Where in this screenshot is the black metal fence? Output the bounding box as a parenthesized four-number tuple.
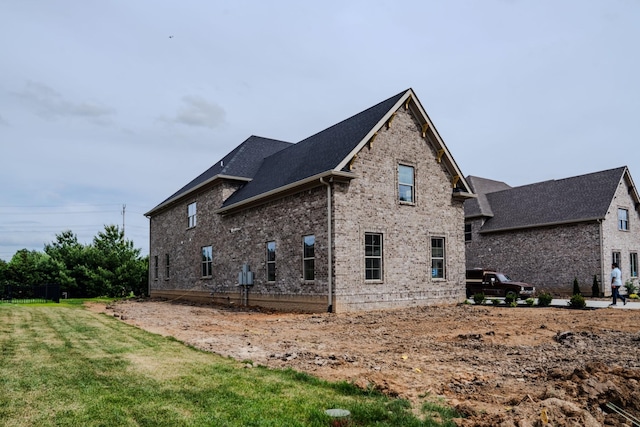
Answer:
(1, 284, 61, 304)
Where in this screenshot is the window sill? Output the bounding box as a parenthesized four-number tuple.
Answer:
(365, 280, 384, 284)
(399, 201, 415, 206)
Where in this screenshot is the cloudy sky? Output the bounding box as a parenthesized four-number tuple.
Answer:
(1, 0, 639, 261)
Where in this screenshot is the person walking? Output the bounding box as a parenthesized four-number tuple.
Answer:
(610, 262, 627, 306)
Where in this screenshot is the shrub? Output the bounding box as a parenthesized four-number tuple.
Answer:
(568, 293, 586, 309)
(472, 293, 486, 305)
(537, 292, 553, 307)
(572, 277, 581, 296)
(592, 275, 600, 297)
(490, 298, 501, 306)
(504, 292, 518, 305)
(624, 280, 638, 296)
(630, 293, 639, 300)
(525, 298, 535, 306)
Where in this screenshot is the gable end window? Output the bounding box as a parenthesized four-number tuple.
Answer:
(188, 202, 197, 228)
(153, 255, 158, 280)
(464, 223, 472, 242)
(165, 253, 170, 279)
(303, 235, 315, 281)
(431, 237, 445, 279)
(365, 233, 383, 280)
(618, 208, 629, 231)
(266, 241, 276, 282)
(201, 246, 212, 278)
(398, 164, 415, 203)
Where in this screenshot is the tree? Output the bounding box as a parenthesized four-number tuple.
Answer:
(572, 277, 581, 296)
(44, 230, 91, 297)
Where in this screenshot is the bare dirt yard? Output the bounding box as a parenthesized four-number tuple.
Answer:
(90, 299, 640, 426)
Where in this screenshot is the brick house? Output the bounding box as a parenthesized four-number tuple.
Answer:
(145, 89, 474, 312)
(464, 167, 640, 296)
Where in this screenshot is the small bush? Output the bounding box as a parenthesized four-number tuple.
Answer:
(537, 292, 553, 307)
(525, 298, 535, 306)
(624, 280, 638, 296)
(572, 277, 581, 296)
(592, 275, 600, 297)
(490, 298, 501, 306)
(504, 292, 518, 305)
(472, 293, 486, 305)
(630, 293, 639, 300)
(568, 293, 586, 309)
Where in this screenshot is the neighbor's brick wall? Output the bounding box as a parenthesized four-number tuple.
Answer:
(332, 107, 467, 311)
(601, 177, 640, 295)
(465, 221, 602, 296)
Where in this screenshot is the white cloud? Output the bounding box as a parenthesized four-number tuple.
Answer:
(161, 95, 226, 129)
(13, 81, 115, 124)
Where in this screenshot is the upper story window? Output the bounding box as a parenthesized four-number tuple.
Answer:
(303, 235, 315, 281)
(266, 241, 276, 282)
(431, 237, 445, 279)
(365, 233, 383, 280)
(398, 164, 414, 203)
(188, 202, 197, 228)
(464, 223, 472, 242)
(618, 208, 629, 231)
(201, 246, 212, 278)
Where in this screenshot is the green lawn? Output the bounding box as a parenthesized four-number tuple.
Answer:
(0, 301, 460, 426)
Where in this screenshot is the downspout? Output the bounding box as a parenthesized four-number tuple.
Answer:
(598, 218, 605, 297)
(320, 177, 333, 312)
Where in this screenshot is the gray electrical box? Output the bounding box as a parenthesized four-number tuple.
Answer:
(238, 264, 254, 286)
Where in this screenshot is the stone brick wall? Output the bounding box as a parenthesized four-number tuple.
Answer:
(332, 107, 466, 311)
(149, 106, 468, 312)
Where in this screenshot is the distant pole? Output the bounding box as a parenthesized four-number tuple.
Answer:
(122, 204, 126, 237)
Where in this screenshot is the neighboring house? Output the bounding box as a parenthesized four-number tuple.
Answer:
(145, 88, 474, 312)
(464, 167, 640, 296)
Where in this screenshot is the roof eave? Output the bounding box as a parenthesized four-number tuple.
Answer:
(479, 217, 604, 234)
(214, 170, 355, 216)
(145, 174, 252, 217)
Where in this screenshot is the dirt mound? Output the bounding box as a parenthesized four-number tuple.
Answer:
(91, 299, 640, 425)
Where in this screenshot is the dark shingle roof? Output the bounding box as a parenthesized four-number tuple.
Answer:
(464, 176, 512, 218)
(221, 90, 407, 207)
(477, 167, 626, 233)
(148, 136, 292, 213)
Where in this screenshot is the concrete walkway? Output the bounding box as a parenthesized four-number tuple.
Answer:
(467, 297, 640, 309)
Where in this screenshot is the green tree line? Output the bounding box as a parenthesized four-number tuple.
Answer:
(0, 225, 148, 298)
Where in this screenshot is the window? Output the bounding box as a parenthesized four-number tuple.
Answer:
(631, 253, 638, 278)
(365, 233, 383, 280)
(188, 202, 197, 228)
(464, 223, 472, 242)
(201, 246, 212, 277)
(303, 235, 315, 281)
(153, 255, 158, 280)
(431, 237, 445, 279)
(266, 241, 276, 282)
(618, 208, 629, 230)
(398, 165, 414, 203)
(612, 252, 621, 268)
(165, 253, 170, 279)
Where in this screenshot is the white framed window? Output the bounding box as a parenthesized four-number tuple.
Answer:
(188, 202, 197, 228)
(431, 237, 445, 279)
(266, 241, 276, 282)
(618, 208, 629, 231)
(201, 246, 212, 277)
(303, 235, 315, 281)
(398, 164, 414, 203)
(365, 233, 383, 280)
(631, 253, 638, 278)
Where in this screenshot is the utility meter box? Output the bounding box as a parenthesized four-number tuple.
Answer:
(238, 264, 254, 286)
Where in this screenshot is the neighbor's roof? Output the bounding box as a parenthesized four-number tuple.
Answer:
(464, 176, 512, 218)
(475, 166, 630, 233)
(147, 88, 474, 217)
